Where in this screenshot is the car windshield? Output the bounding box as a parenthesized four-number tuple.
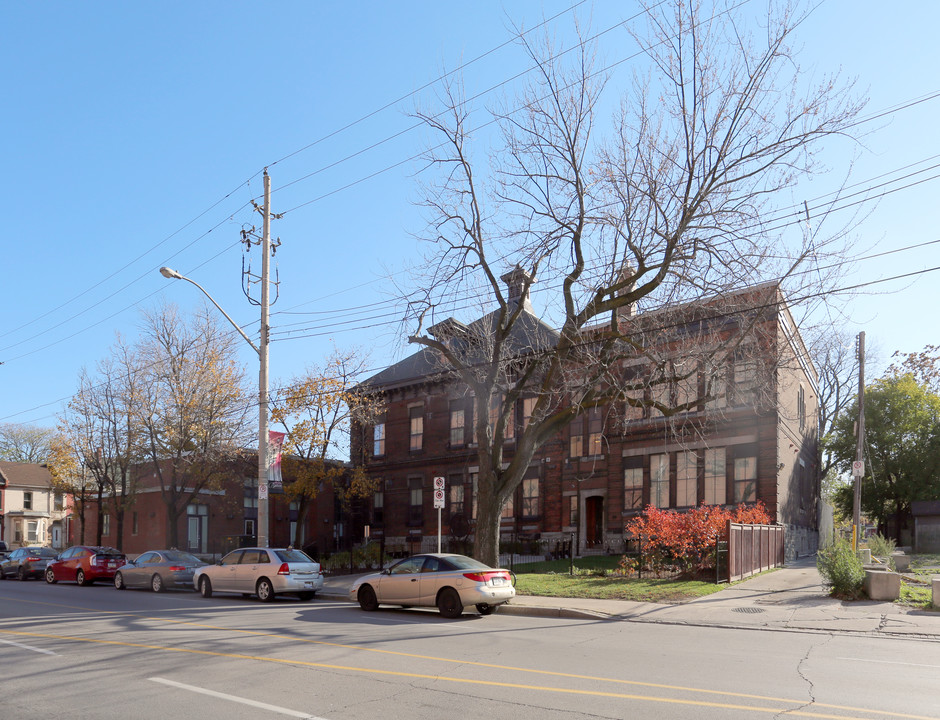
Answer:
(441, 555, 491, 571)
(274, 549, 314, 563)
(163, 551, 202, 563)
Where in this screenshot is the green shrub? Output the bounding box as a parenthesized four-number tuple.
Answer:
(862, 533, 896, 559)
(817, 539, 865, 598)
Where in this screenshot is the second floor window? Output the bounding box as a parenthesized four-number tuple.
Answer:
(449, 483, 465, 516)
(587, 407, 604, 456)
(569, 416, 583, 458)
(23, 492, 32, 510)
(450, 403, 465, 447)
(409, 477, 423, 525)
(54, 493, 64, 510)
(522, 477, 539, 517)
(373, 489, 384, 524)
(102, 514, 111, 536)
(522, 397, 537, 431)
(409, 406, 424, 451)
(373, 418, 386, 457)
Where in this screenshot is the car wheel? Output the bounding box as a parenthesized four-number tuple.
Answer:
(296, 591, 315, 601)
(357, 584, 379, 611)
(256, 578, 275, 603)
(18, 567, 28, 582)
(114, 572, 126, 590)
(199, 576, 212, 598)
(76, 569, 88, 586)
(476, 603, 498, 616)
(45, 568, 57, 584)
(151, 574, 165, 593)
(437, 588, 463, 619)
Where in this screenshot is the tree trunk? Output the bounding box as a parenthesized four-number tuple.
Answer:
(166, 503, 181, 548)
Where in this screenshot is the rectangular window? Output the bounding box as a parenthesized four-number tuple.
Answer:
(501, 493, 514, 520)
(734, 359, 758, 407)
(245, 519, 256, 536)
(408, 477, 423, 525)
(522, 397, 537, 430)
(675, 363, 698, 412)
(449, 403, 465, 447)
(706, 356, 727, 410)
(449, 483, 465, 516)
(23, 492, 33, 510)
(650, 381, 670, 418)
(522, 477, 539, 517)
(569, 416, 583, 458)
(624, 466, 644, 513)
(587, 407, 604, 456)
(244, 486, 258, 508)
(623, 389, 644, 423)
(798, 385, 806, 431)
(54, 493, 64, 511)
(27, 521, 39, 543)
(373, 489, 384, 524)
(734, 456, 758, 503)
(132, 511, 139, 536)
(102, 514, 111, 536)
(488, 395, 514, 442)
(567, 495, 579, 526)
(676, 451, 698, 507)
(470, 472, 478, 520)
(373, 418, 386, 457)
(650, 453, 669, 508)
(704, 448, 727, 505)
(409, 407, 424, 452)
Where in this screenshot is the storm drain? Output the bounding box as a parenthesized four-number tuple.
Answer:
(732, 607, 765, 614)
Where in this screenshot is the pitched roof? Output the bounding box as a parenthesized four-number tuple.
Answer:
(0, 461, 54, 489)
(361, 308, 560, 392)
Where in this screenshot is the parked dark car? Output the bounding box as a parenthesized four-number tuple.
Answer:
(114, 550, 207, 592)
(45, 545, 126, 586)
(0, 540, 9, 560)
(0, 546, 58, 580)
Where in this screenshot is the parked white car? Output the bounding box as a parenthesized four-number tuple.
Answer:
(193, 547, 323, 602)
(349, 553, 515, 618)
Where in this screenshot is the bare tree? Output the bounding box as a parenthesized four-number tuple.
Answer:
(404, 1, 864, 565)
(271, 348, 379, 549)
(135, 303, 253, 548)
(0, 423, 56, 464)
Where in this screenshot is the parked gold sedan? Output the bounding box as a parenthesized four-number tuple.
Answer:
(349, 553, 515, 618)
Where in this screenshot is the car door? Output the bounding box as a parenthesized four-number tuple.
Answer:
(418, 555, 449, 604)
(61, 548, 82, 581)
(128, 552, 157, 588)
(3, 549, 23, 577)
(379, 556, 425, 604)
(235, 549, 269, 593)
(212, 550, 244, 593)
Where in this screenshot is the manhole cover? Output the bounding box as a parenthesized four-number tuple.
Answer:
(732, 607, 765, 614)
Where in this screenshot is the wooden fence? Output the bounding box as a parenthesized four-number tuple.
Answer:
(727, 521, 785, 582)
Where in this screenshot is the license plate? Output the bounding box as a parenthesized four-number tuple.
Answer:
(491, 577, 504, 586)
(304, 581, 313, 588)
(108, 563, 116, 568)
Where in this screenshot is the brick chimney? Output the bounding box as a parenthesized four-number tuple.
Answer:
(500, 265, 534, 314)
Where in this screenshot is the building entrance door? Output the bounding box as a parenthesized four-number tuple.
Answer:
(585, 496, 604, 547)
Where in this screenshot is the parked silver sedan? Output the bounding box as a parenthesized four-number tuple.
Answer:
(349, 553, 515, 618)
(193, 547, 323, 602)
(113, 549, 206, 592)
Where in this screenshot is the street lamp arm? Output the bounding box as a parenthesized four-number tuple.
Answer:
(159, 267, 261, 356)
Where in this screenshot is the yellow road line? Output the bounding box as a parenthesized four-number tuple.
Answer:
(0, 628, 927, 720)
(2, 596, 936, 720)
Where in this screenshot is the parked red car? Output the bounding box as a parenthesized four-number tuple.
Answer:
(45, 546, 126, 586)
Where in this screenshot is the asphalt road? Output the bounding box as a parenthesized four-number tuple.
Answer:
(1, 578, 939, 720)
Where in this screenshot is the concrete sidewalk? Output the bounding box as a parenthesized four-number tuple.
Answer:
(320, 556, 940, 640)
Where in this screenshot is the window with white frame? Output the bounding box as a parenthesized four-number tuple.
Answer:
(409, 406, 424, 452)
(373, 416, 386, 457)
(522, 477, 539, 517)
(734, 455, 758, 503)
(650, 453, 669, 508)
(676, 450, 698, 507)
(23, 491, 33, 510)
(623, 465, 643, 513)
(449, 402, 465, 447)
(704, 448, 726, 505)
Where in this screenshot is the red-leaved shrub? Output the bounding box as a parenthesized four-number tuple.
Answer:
(624, 502, 772, 575)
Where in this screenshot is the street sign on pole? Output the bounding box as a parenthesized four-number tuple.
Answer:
(852, 460, 864, 477)
(433, 481, 445, 553)
(433, 476, 445, 490)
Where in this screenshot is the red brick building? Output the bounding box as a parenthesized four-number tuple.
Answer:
(353, 281, 820, 560)
(74, 457, 361, 559)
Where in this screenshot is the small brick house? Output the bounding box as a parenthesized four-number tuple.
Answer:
(352, 280, 820, 561)
(0, 461, 71, 550)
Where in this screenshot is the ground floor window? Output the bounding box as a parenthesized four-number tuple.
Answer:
(650, 453, 669, 508)
(734, 456, 758, 503)
(624, 466, 643, 512)
(704, 448, 727, 505)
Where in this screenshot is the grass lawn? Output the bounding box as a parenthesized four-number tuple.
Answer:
(511, 556, 725, 604)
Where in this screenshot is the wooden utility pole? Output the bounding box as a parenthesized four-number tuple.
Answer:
(852, 331, 865, 550)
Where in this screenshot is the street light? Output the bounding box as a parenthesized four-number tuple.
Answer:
(159, 173, 273, 548)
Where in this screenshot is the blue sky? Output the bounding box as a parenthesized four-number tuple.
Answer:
(2, 1, 938, 429)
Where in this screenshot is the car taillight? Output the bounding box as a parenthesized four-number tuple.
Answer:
(463, 572, 488, 582)
(26, 556, 41, 562)
(277, 563, 291, 576)
(167, 566, 185, 572)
